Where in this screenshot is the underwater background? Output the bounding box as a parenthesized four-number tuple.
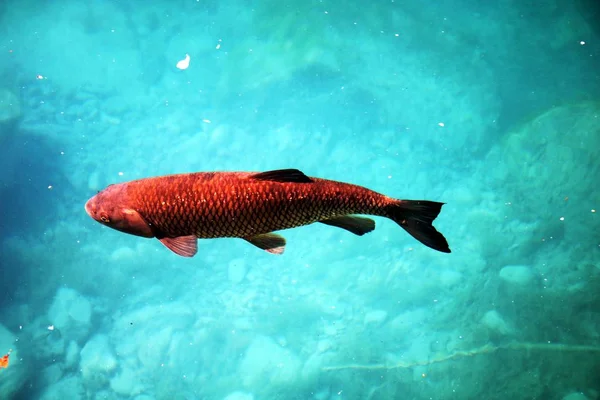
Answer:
(1, 0, 599, 399)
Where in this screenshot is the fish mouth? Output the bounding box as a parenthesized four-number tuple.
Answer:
(84, 197, 95, 218)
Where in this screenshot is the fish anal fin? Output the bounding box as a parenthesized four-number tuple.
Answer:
(159, 235, 198, 257)
(250, 169, 313, 183)
(245, 233, 286, 255)
(319, 215, 376, 236)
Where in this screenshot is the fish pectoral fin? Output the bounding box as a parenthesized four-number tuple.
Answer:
(159, 235, 198, 257)
(250, 169, 313, 183)
(319, 215, 375, 236)
(245, 233, 286, 255)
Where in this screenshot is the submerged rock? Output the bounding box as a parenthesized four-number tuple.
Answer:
(0, 324, 27, 398)
(0, 88, 20, 142)
(239, 335, 301, 388)
(363, 309, 388, 326)
(47, 287, 93, 342)
(39, 375, 84, 400)
(223, 392, 254, 400)
(562, 392, 589, 400)
(0, 88, 20, 124)
(499, 265, 536, 286)
(79, 334, 118, 389)
(228, 258, 247, 283)
(481, 310, 514, 336)
(110, 366, 143, 396)
(487, 102, 600, 253)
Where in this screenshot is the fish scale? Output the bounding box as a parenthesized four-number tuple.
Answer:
(137, 174, 369, 238)
(85, 169, 451, 257)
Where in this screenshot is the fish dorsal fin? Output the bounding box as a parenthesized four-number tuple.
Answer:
(159, 235, 198, 257)
(250, 169, 313, 183)
(244, 233, 286, 254)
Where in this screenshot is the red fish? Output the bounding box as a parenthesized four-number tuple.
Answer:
(0, 350, 10, 369)
(85, 169, 450, 257)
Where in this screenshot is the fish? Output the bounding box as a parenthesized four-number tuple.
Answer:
(85, 168, 450, 257)
(0, 350, 11, 369)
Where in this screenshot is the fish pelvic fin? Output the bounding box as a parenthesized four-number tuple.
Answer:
(387, 200, 451, 253)
(159, 235, 198, 257)
(319, 215, 375, 236)
(250, 169, 313, 183)
(245, 233, 286, 254)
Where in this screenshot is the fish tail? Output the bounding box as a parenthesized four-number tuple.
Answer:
(386, 200, 451, 253)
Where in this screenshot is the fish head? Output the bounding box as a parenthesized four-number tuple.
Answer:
(85, 184, 154, 238)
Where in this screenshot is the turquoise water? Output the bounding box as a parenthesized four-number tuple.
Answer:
(1, 0, 599, 399)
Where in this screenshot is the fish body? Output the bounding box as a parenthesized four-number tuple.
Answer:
(85, 169, 450, 257)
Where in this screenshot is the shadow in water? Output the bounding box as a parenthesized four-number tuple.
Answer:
(0, 127, 72, 307)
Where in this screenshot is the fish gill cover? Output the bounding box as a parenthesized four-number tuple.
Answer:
(0, 0, 599, 399)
